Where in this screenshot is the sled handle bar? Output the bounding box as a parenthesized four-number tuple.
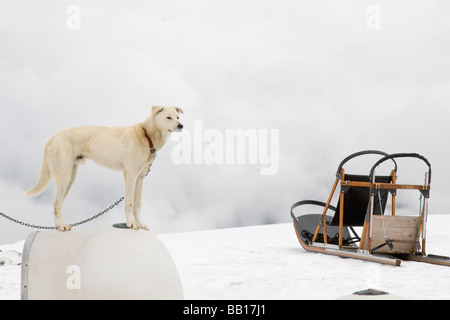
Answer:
(290, 200, 337, 220)
(336, 150, 397, 178)
(369, 153, 432, 184)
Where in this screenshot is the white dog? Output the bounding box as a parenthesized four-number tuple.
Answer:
(25, 106, 183, 231)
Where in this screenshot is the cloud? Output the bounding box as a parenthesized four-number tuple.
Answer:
(1, 1, 450, 243)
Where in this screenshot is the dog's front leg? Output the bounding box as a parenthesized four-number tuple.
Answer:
(124, 172, 140, 230)
(133, 176, 149, 230)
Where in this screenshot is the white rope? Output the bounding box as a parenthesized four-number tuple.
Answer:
(378, 189, 388, 241)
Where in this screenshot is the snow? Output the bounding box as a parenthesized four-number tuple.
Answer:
(0, 240, 23, 300)
(1, 215, 450, 300)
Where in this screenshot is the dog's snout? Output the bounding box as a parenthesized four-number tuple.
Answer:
(177, 123, 184, 129)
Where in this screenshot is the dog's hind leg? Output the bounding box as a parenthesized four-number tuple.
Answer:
(48, 146, 74, 231)
(64, 164, 78, 199)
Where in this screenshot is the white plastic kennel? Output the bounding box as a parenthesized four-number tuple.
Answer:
(21, 225, 184, 300)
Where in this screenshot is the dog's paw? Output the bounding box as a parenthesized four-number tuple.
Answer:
(126, 221, 140, 230)
(138, 223, 149, 231)
(56, 224, 71, 232)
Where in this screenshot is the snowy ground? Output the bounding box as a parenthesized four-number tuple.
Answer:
(1, 214, 450, 300)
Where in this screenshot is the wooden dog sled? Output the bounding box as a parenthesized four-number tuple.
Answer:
(290, 150, 450, 267)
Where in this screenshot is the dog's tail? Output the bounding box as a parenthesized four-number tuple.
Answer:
(25, 153, 51, 197)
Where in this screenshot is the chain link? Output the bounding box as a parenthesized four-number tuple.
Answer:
(0, 154, 156, 230)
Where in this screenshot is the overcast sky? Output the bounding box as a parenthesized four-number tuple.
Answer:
(1, 1, 450, 243)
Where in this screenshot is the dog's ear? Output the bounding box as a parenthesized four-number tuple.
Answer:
(152, 106, 165, 115)
(174, 107, 184, 114)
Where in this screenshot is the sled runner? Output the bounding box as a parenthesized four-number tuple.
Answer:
(290, 150, 450, 267)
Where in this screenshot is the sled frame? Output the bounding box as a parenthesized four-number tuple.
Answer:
(290, 151, 447, 267)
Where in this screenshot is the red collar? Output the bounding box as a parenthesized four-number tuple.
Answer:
(143, 128, 156, 154)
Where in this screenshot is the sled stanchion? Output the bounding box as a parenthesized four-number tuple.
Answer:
(339, 169, 345, 249)
(312, 179, 339, 244)
(322, 178, 339, 244)
(391, 170, 396, 216)
(421, 171, 430, 256)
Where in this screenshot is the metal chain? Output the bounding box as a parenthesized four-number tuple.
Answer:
(0, 196, 125, 230)
(0, 154, 156, 230)
(68, 196, 125, 228)
(0, 211, 56, 230)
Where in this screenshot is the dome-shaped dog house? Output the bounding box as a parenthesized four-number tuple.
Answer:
(21, 225, 183, 300)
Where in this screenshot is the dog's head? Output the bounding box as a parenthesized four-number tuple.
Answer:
(152, 106, 184, 134)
